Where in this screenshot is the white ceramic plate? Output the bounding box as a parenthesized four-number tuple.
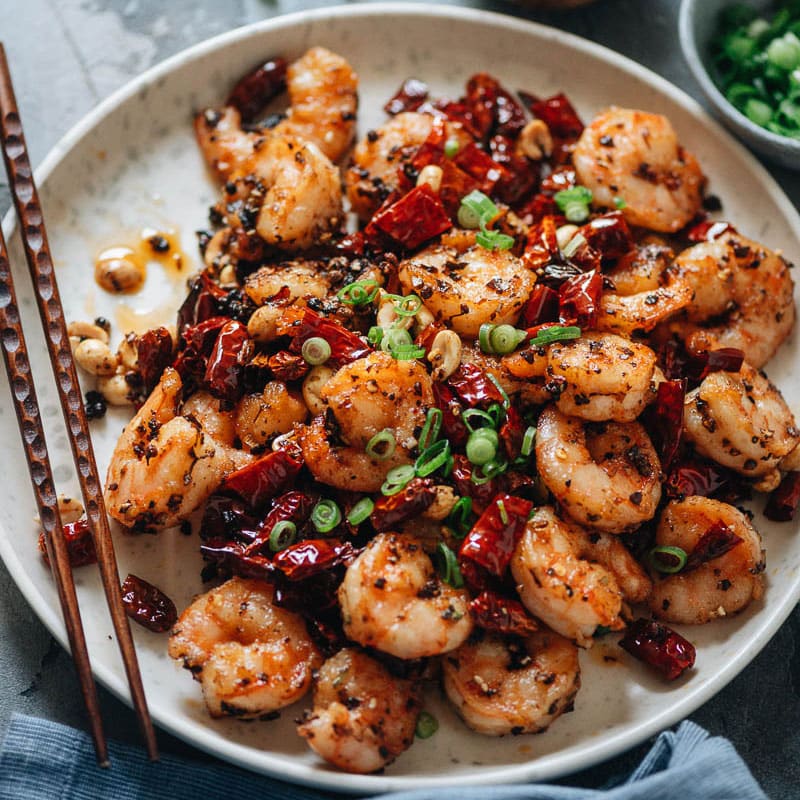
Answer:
(2, 5, 799, 794)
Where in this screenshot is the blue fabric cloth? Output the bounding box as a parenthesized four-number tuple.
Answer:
(0, 714, 767, 800)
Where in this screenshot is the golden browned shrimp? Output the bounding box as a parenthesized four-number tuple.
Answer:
(168, 577, 322, 718)
(683, 362, 799, 492)
(510, 507, 626, 646)
(339, 533, 473, 658)
(573, 108, 704, 232)
(670, 233, 795, 368)
(297, 648, 421, 774)
(649, 497, 765, 625)
(105, 369, 252, 532)
(398, 240, 535, 338)
(596, 244, 693, 336)
(234, 381, 308, 451)
(244, 259, 333, 305)
(442, 629, 580, 736)
(462, 344, 551, 407)
(535, 406, 662, 533)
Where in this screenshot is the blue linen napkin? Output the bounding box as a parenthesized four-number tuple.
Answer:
(0, 714, 767, 800)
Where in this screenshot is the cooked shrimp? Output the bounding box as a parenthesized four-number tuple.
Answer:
(546, 332, 659, 422)
(670, 233, 795, 368)
(235, 382, 308, 451)
(649, 497, 765, 625)
(462, 344, 551, 407)
(244, 259, 333, 304)
(596, 244, 693, 336)
(573, 107, 704, 232)
(270, 46, 358, 163)
(442, 629, 580, 736)
(510, 507, 625, 646)
(195, 108, 342, 250)
(398, 241, 535, 338)
(338, 532, 473, 658)
(297, 648, 421, 773)
(535, 406, 662, 533)
(300, 351, 434, 492)
(105, 368, 251, 532)
(168, 577, 321, 717)
(683, 362, 799, 492)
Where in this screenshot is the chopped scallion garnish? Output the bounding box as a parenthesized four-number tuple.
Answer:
(301, 337, 331, 366)
(337, 279, 379, 306)
(529, 325, 582, 348)
(435, 543, 464, 588)
(346, 497, 374, 526)
(310, 500, 342, 533)
(415, 710, 439, 739)
(648, 545, 688, 574)
(415, 438, 451, 477)
(268, 520, 297, 552)
(381, 464, 416, 496)
(365, 429, 397, 461)
(554, 185, 593, 223)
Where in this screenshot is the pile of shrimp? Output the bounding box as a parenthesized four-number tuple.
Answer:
(94, 48, 798, 774)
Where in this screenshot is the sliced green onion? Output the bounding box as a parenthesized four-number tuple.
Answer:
(483, 458, 508, 479)
(380, 327, 413, 352)
(561, 232, 587, 259)
(484, 324, 527, 354)
(520, 425, 536, 458)
(478, 323, 495, 353)
(301, 337, 331, 366)
(487, 373, 511, 408)
(476, 228, 515, 251)
(337, 279, 379, 306)
(647, 545, 688, 574)
(268, 520, 297, 552)
(347, 497, 374, 526)
(381, 464, 416, 496)
(466, 428, 499, 466)
(415, 438, 451, 477)
(447, 496, 473, 538)
(457, 202, 482, 229)
(744, 97, 773, 126)
(486, 402, 506, 429)
(496, 499, 509, 525)
(311, 500, 342, 533)
(613, 196, 627, 210)
(462, 408, 496, 432)
(419, 407, 443, 450)
(554, 185, 593, 223)
(436, 542, 464, 588)
(529, 325, 582, 348)
(391, 345, 426, 360)
(767, 32, 800, 70)
(391, 293, 423, 318)
(460, 190, 500, 226)
(415, 710, 439, 739)
(367, 325, 384, 346)
(365, 429, 396, 461)
(444, 138, 460, 158)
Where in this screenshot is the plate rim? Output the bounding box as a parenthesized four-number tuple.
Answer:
(2, 3, 799, 793)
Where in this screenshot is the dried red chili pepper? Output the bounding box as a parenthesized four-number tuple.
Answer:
(684, 522, 744, 572)
(244, 491, 316, 556)
(200, 538, 274, 581)
(205, 319, 251, 402)
(452, 142, 507, 193)
(268, 350, 309, 382)
(686, 220, 737, 242)
(539, 166, 578, 195)
(121, 574, 178, 633)
(448, 363, 506, 409)
(516, 193, 560, 226)
(469, 590, 538, 636)
(489, 135, 540, 205)
(522, 215, 560, 272)
(688, 348, 745, 381)
(459, 494, 533, 577)
(174, 316, 230, 384)
(272, 539, 357, 581)
(558, 269, 603, 329)
(665, 458, 737, 501)
(499, 405, 525, 461)
(177, 273, 227, 331)
(199, 494, 262, 542)
(526, 93, 584, 140)
(38, 519, 97, 568)
(451, 455, 503, 514)
(433, 383, 469, 449)
(764, 471, 800, 521)
(226, 57, 288, 123)
(287, 308, 371, 367)
(221, 449, 303, 510)
(578, 212, 634, 260)
(467, 74, 527, 138)
(650, 378, 687, 472)
(137, 327, 174, 395)
(364, 184, 452, 251)
(415, 322, 447, 355)
(619, 618, 696, 681)
(370, 478, 436, 532)
(384, 78, 429, 115)
(519, 284, 560, 328)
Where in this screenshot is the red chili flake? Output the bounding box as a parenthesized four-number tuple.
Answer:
(558, 269, 603, 328)
(38, 519, 97, 568)
(177, 273, 227, 331)
(489, 135, 540, 205)
(221, 449, 303, 510)
(370, 478, 436, 532)
(469, 590, 538, 636)
(651, 378, 687, 472)
(522, 215, 560, 272)
(578, 212, 634, 260)
(539, 166, 578, 195)
(686, 220, 737, 243)
(526, 93, 584, 140)
(459, 493, 533, 577)
(364, 184, 452, 251)
(433, 383, 469, 448)
(121, 574, 178, 633)
(287, 308, 371, 367)
(686, 347, 745, 382)
(430, 97, 483, 140)
(243, 491, 316, 556)
(137, 327, 174, 395)
(764, 471, 800, 521)
(684, 522, 744, 572)
(272, 539, 357, 581)
(665, 458, 737, 501)
(384, 78, 429, 115)
(452, 142, 508, 193)
(467, 74, 527, 138)
(619, 618, 696, 681)
(199, 494, 263, 542)
(499, 405, 525, 461)
(204, 319, 251, 402)
(226, 57, 287, 123)
(447, 363, 506, 409)
(519, 284, 560, 328)
(451, 455, 504, 514)
(516, 193, 560, 226)
(267, 350, 309, 382)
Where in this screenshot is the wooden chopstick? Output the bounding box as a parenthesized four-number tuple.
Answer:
(0, 226, 110, 767)
(0, 43, 159, 761)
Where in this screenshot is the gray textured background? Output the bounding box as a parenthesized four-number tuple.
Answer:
(0, 1, 798, 797)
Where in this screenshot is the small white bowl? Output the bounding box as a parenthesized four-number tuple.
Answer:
(679, 0, 800, 169)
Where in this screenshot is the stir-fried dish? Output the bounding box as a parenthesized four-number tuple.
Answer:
(58, 47, 800, 774)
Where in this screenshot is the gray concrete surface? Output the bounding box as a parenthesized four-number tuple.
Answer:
(0, 0, 798, 797)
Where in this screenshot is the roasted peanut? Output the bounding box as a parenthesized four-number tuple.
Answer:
(74, 339, 118, 376)
(517, 119, 553, 160)
(427, 329, 461, 381)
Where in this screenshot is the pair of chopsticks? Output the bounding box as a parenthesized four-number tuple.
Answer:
(0, 44, 158, 765)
